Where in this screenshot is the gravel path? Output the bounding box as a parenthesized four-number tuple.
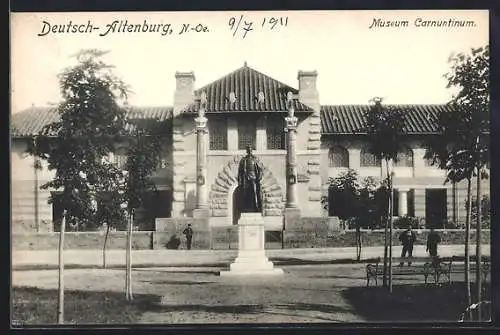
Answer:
(13, 264, 369, 323)
(12, 263, 481, 324)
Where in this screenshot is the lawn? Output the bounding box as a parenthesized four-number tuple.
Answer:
(11, 287, 160, 325)
(11, 265, 492, 325)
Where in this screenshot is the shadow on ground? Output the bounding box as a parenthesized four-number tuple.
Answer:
(342, 282, 491, 322)
(145, 302, 266, 314)
(135, 269, 221, 275)
(269, 257, 379, 266)
(139, 279, 214, 285)
(13, 257, 384, 272)
(12, 287, 161, 325)
(272, 302, 355, 314)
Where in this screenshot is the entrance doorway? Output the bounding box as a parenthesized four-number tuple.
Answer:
(425, 188, 447, 228)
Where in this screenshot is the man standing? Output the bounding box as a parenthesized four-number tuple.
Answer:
(426, 227, 441, 266)
(399, 225, 417, 266)
(183, 223, 194, 250)
(237, 146, 262, 213)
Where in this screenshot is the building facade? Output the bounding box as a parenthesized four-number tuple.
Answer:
(11, 64, 490, 232)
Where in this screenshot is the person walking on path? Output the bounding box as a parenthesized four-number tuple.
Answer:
(399, 225, 417, 266)
(426, 227, 441, 266)
(183, 223, 194, 250)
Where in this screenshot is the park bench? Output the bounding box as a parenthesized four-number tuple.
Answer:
(448, 255, 491, 282)
(366, 255, 491, 287)
(366, 257, 446, 287)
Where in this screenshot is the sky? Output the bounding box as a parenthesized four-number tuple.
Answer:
(11, 10, 489, 113)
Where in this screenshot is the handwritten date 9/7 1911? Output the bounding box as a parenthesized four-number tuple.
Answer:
(229, 15, 288, 38)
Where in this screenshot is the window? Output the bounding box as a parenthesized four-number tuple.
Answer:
(266, 116, 286, 150)
(360, 148, 381, 167)
(329, 146, 349, 168)
(238, 119, 256, 150)
(408, 189, 415, 217)
(209, 118, 228, 150)
(392, 190, 399, 217)
(395, 148, 414, 167)
(392, 189, 415, 216)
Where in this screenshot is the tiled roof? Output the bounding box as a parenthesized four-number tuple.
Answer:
(320, 104, 454, 135)
(182, 64, 314, 113)
(11, 106, 173, 137)
(12, 104, 454, 137)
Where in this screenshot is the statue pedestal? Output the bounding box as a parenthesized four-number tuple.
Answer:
(219, 213, 284, 276)
(193, 208, 210, 219)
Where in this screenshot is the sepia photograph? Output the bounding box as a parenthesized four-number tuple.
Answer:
(10, 10, 490, 325)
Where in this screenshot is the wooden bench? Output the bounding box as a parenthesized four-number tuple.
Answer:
(366, 257, 441, 287)
(448, 255, 491, 282)
(366, 256, 491, 287)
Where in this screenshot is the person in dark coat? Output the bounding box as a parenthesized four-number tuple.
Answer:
(426, 228, 441, 266)
(399, 225, 417, 266)
(237, 146, 262, 213)
(183, 223, 194, 250)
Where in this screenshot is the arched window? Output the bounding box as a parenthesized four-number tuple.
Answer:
(395, 147, 414, 167)
(360, 148, 381, 167)
(328, 146, 349, 168)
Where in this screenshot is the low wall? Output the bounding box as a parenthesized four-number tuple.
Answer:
(12, 231, 154, 251)
(12, 228, 491, 251)
(283, 229, 491, 249)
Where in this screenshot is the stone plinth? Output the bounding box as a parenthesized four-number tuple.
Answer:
(283, 207, 301, 229)
(193, 208, 210, 219)
(219, 213, 284, 276)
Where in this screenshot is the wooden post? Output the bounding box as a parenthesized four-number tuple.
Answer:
(125, 212, 129, 298)
(388, 170, 394, 293)
(57, 210, 67, 324)
(383, 209, 389, 288)
(33, 137, 40, 233)
(465, 177, 472, 320)
(476, 167, 482, 321)
(126, 210, 134, 300)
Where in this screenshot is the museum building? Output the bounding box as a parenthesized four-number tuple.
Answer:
(11, 63, 490, 232)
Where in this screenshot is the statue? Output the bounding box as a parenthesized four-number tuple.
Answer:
(237, 146, 262, 213)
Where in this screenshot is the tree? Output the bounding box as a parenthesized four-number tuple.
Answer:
(325, 169, 360, 222)
(29, 49, 129, 231)
(365, 98, 406, 292)
(468, 195, 491, 228)
(322, 171, 388, 261)
(357, 177, 381, 229)
(425, 45, 489, 320)
(94, 164, 128, 269)
(28, 49, 168, 301)
(122, 118, 166, 300)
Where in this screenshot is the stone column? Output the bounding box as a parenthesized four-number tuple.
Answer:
(285, 92, 299, 209)
(194, 93, 209, 218)
(398, 188, 409, 217)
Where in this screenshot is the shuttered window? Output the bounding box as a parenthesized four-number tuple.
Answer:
(266, 116, 286, 150)
(360, 148, 381, 167)
(329, 146, 349, 168)
(238, 120, 256, 150)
